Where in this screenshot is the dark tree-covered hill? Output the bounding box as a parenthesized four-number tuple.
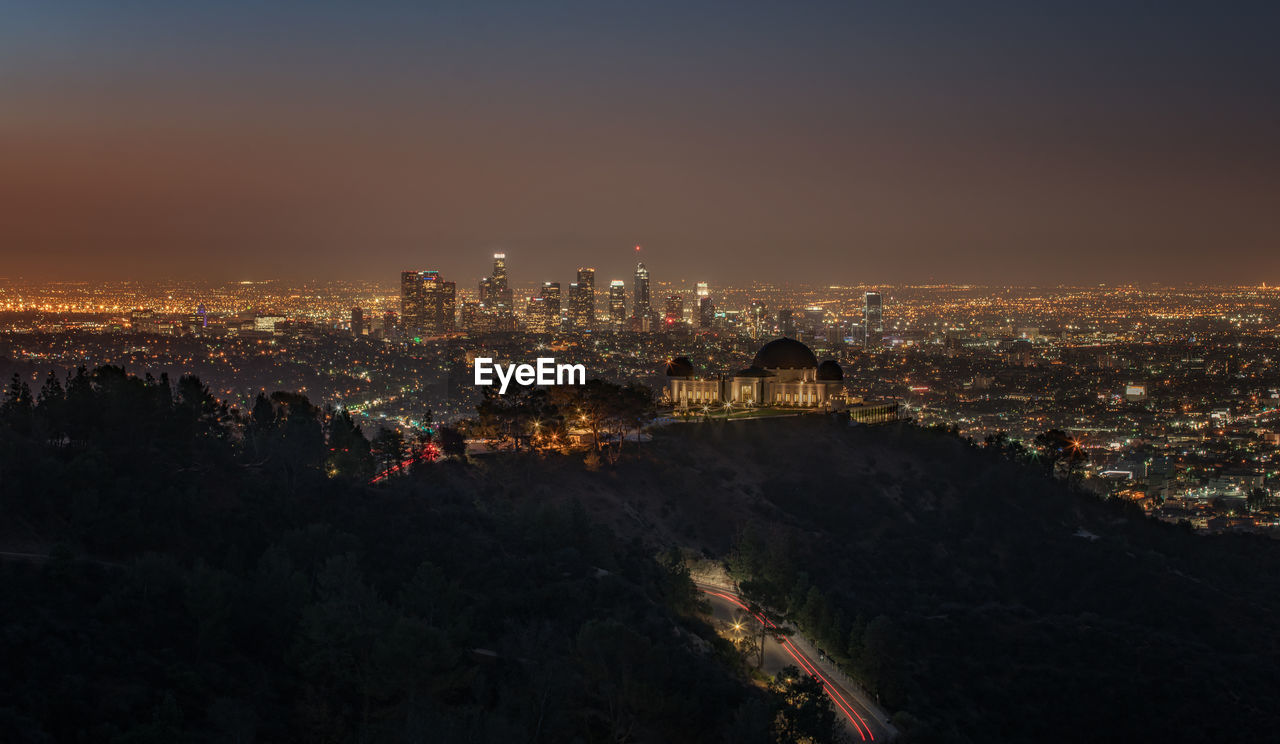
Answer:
(456, 417, 1280, 743)
(0, 369, 783, 744)
(4, 370, 1279, 743)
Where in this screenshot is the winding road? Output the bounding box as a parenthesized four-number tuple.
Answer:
(699, 584, 897, 742)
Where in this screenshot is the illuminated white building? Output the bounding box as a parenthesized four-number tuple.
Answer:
(665, 337, 845, 409)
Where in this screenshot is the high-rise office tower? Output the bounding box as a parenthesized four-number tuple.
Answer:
(400, 270, 456, 338)
(801, 308, 826, 340)
(400, 270, 426, 337)
(633, 262, 651, 324)
(437, 280, 456, 334)
(482, 253, 515, 331)
(608, 280, 626, 327)
(778, 308, 796, 338)
(664, 295, 683, 326)
(460, 300, 481, 332)
(569, 267, 595, 330)
(492, 253, 507, 289)
(470, 276, 499, 333)
(697, 295, 715, 330)
(420, 270, 457, 335)
(863, 291, 883, 348)
(350, 307, 364, 337)
(526, 281, 560, 333)
(580, 267, 596, 325)
(541, 281, 561, 307)
(494, 284, 515, 331)
(693, 282, 713, 330)
(567, 282, 584, 329)
(524, 296, 546, 333)
(749, 300, 767, 340)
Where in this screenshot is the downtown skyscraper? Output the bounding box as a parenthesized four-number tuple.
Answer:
(695, 282, 715, 330)
(568, 267, 595, 330)
(633, 262, 651, 328)
(473, 253, 515, 332)
(608, 280, 626, 328)
(664, 295, 683, 327)
(400, 270, 426, 337)
(525, 281, 561, 334)
(400, 269, 457, 338)
(492, 253, 507, 289)
(863, 291, 883, 348)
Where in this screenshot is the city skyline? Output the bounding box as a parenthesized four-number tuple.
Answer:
(3, 2, 1278, 284)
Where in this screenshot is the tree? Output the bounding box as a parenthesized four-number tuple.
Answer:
(1, 373, 34, 434)
(34, 370, 66, 443)
(245, 392, 277, 461)
(658, 547, 705, 617)
(63, 366, 95, 444)
(595, 383, 656, 462)
(473, 386, 511, 450)
(409, 427, 436, 462)
(371, 427, 407, 474)
(798, 586, 832, 641)
(474, 384, 563, 452)
(296, 554, 393, 740)
(177, 375, 230, 438)
(1033, 428, 1087, 479)
(618, 383, 656, 449)
(861, 615, 903, 704)
(324, 407, 373, 478)
(984, 430, 1009, 450)
(576, 620, 652, 741)
(268, 391, 326, 483)
(250, 392, 276, 430)
(743, 601, 794, 671)
(438, 425, 467, 460)
(846, 614, 868, 669)
(770, 666, 838, 744)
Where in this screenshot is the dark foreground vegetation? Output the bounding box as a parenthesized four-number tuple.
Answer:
(4, 368, 1280, 743)
(668, 419, 1280, 743)
(420, 416, 1280, 743)
(0, 369, 831, 743)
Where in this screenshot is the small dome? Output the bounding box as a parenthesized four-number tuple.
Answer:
(753, 337, 818, 370)
(817, 360, 844, 381)
(665, 356, 695, 377)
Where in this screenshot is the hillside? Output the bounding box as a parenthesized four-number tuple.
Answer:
(449, 417, 1280, 742)
(4, 372, 1279, 743)
(0, 372, 782, 744)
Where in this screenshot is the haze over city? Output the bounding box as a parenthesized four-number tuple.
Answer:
(3, 0, 1278, 284)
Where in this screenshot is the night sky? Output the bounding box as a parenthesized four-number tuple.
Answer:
(2, 1, 1277, 285)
